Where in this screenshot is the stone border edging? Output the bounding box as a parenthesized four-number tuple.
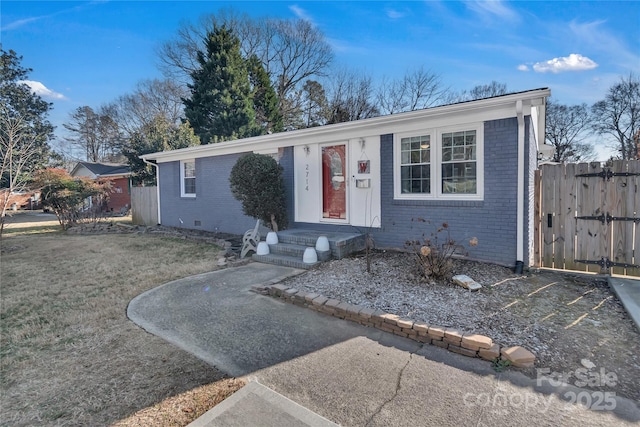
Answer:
(253, 283, 536, 368)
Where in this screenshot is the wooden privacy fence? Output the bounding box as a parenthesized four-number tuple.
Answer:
(131, 186, 158, 226)
(536, 160, 640, 277)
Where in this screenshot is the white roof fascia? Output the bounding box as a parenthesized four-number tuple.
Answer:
(142, 88, 550, 163)
(96, 173, 132, 178)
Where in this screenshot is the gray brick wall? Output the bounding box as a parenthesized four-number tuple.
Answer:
(371, 118, 522, 267)
(158, 117, 531, 267)
(158, 153, 258, 235)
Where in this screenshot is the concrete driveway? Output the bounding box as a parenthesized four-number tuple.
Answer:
(128, 263, 640, 426)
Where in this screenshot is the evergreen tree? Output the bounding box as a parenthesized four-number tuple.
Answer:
(1, 48, 55, 233)
(123, 116, 200, 185)
(183, 26, 259, 144)
(248, 55, 283, 134)
(0, 48, 54, 181)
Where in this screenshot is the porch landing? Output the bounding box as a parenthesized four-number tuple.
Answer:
(252, 229, 365, 270)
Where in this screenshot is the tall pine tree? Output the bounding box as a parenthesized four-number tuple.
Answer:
(183, 26, 260, 144)
(248, 55, 283, 134)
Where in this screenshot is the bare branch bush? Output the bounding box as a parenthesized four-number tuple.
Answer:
(404, 220, 478, 281)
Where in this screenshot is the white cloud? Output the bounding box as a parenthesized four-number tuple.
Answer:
(1, 16, 42, 31)
(2, 1, 106, 31)
(517, 64, 530, 72)
(466, 0, 519, 22)
(386, 8, 405, 19)
(569, 20, 640, 70)
(289, 5, 314, 23)
(532, 54, 598, 73)
(19, 80, 66, 100)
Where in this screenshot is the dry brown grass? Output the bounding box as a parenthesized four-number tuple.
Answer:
(1, 216, 245, 426)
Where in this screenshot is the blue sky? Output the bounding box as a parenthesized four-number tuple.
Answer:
(2, 1, 639, 159)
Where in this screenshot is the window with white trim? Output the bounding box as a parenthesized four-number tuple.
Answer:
(180, 159, 196, 197)
(441, 130, 477, 194)
(394, 125, 483, 200)
(400, 135, 431, 194)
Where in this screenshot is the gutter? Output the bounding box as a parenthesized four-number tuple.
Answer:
(142, 158, 161, 225)
(515, 99, 525, 274)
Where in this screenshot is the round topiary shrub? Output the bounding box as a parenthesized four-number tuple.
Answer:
(229, 153, 288, 231)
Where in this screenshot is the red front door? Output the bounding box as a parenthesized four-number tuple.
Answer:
(322, 145, 346, 219)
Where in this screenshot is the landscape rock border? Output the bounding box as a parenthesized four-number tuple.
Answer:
(253, 283, 536, 368)
(66, 223, 236, 252)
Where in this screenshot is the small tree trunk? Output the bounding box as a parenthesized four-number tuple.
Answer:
(270, 213, 278, 232)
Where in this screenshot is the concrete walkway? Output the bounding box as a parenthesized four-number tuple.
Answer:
(128, 263, 640, 426)
(609, 276, 640, 332)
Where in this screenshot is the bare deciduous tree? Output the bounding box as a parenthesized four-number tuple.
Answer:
(301, 80, 328, 127)
(452, 81, 508, 102)
(377, 66, 447, 115)
(325, 68, 379, 124)
(157, 9, 333, 129)
(0, 106, 46, 235)
(157, 8, 250, 84)
(1, 48, 55, 235)
(268, 18, 333, 122)
(545, 100, 595, 163)
(110, 79, 187, 136)
(63, 106, 122, 162)
(591, 73, 640, 159)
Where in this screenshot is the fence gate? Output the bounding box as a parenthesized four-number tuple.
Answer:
(536, 160, 640, 277)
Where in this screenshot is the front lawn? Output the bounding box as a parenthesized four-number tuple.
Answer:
(1, 219, 244, 426)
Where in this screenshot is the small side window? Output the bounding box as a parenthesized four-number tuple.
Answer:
(181, 160, 196, 197)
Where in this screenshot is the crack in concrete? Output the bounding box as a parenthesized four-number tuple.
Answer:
(365, 352, 413, 426)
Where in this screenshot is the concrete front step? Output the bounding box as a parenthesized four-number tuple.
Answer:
(250, 229, 364, 269)
(269, 242, 331, 262)
(252, 253, 318, 270)
(276, 229, 364, 260)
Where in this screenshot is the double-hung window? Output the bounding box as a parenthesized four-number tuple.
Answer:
(400, 135, 431, 194)
(180, 159, 196, 197)
(441, 130, 477, 194)
(395, 124, 483, 200)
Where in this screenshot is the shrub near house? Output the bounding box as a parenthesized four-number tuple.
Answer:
(229, 153, 288, 231)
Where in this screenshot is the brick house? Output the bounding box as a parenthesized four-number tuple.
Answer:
(0, 190, 41, 211)
(141, 89, 551, 269)
(70, 162, 132, 213)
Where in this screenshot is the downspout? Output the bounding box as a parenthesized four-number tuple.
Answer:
(515, 100, 525, 274)
(142, 158, 161, 225)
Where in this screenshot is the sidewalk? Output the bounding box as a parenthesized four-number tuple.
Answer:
(608, 276, 640, 331)
(128, 263, 640, 426)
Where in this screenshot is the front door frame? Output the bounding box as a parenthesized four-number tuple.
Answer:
(320, 142, 349, 223)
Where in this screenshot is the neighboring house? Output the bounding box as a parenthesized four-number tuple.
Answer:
(141, 89, 551, 269)
(0, 190, 41, 211)
(70, 162, 132, 213)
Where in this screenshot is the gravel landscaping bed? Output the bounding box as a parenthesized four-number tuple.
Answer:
(280, 250, 640, 403)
